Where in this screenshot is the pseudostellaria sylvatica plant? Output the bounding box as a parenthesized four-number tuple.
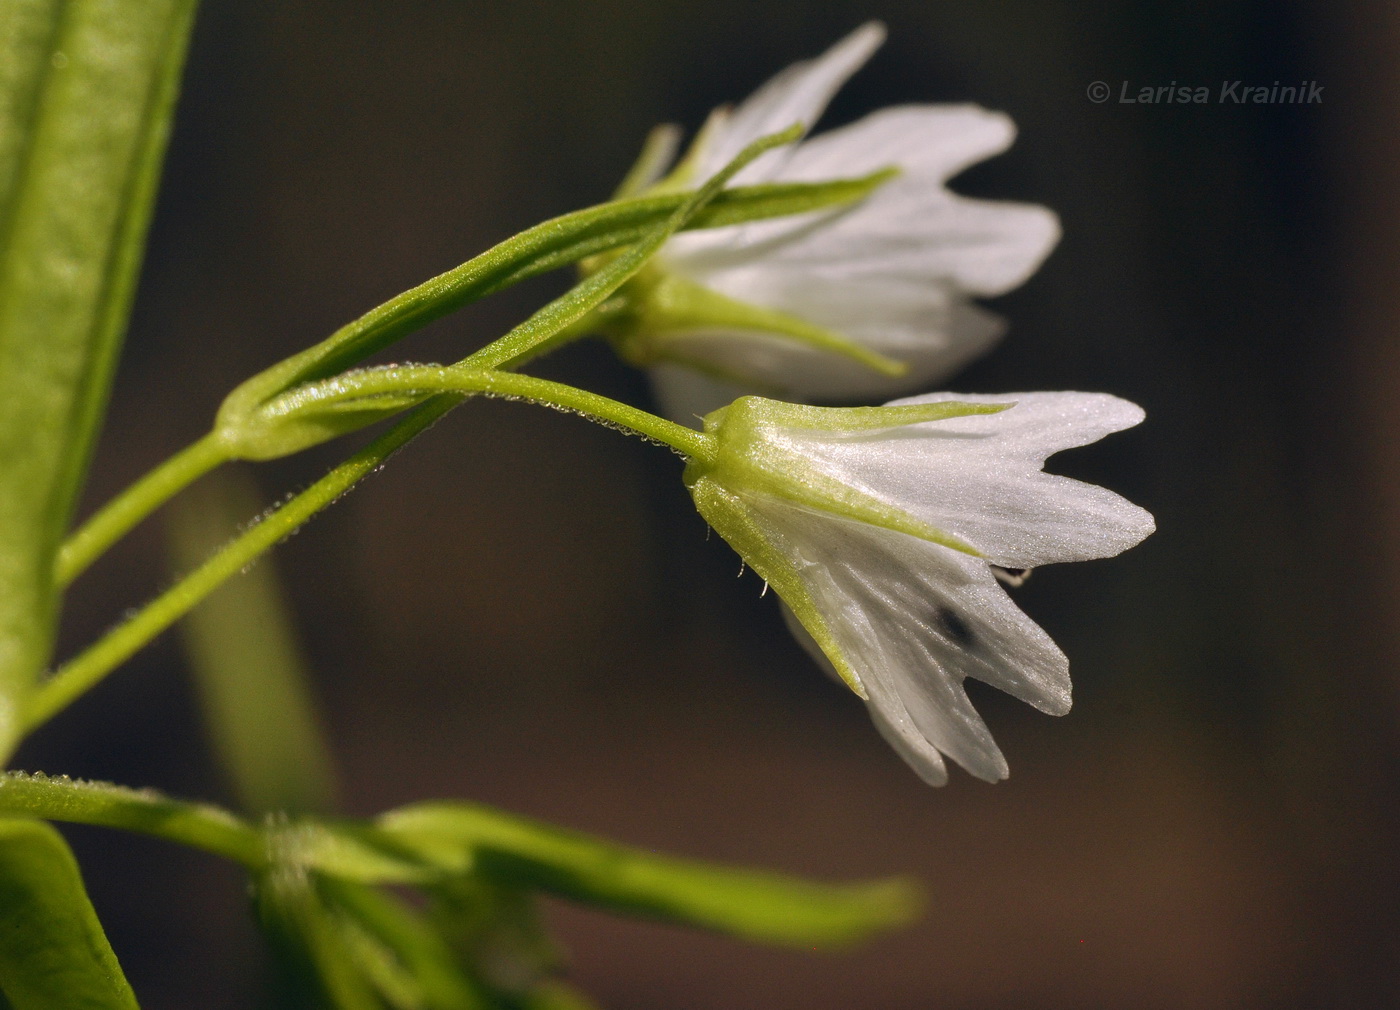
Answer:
(0, 9, 1149, 1007)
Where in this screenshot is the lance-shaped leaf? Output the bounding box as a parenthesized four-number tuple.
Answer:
(0, 0, 199, 758)
(378, 801, 919, 948)
(0, 818, 138, 1009)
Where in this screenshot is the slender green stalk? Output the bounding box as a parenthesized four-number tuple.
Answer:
(25, 399, 452, 732)
(32, 366, 710, 732)
(267, 367, 715, 463)
(0, 771, 263, 868)
(57, 431, 226, 588)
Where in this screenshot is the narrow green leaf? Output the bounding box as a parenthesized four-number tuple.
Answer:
(215, 170, 895, 431)
(0, 818, 138, 1009)
(0, 0, 199, 760)
(168, 468, 339, 816)
(378, 802, 921, 948)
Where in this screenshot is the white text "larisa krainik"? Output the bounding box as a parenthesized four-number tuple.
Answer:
(1118, 80, 1323, 104)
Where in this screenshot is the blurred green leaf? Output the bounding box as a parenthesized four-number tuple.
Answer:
(255, 864, 383, 1010)
(379, 802, 921, 948)
(0, 0, 199, 758)
(0, 818, 138, 1009)
(168, 468, 339, 816)
(514, 981, 600, 1010)
(424, 878, 562, 999)
(258, 866, 494, 1010)
(320, 879, 486, 1010)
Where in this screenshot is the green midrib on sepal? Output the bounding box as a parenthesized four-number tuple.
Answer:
(692, 398, 1016, 560)
(687, 476, 868, 696)
(605, 266, 908, 378)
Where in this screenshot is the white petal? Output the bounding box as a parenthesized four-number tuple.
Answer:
(754, 500, 1073, 782)
(773, 104, 1018, 185)
(646, 298, 1005, 421)
(699, 23, 886, 183)
(772, 391, 1155, 567)
(672, 179, 1061, 299)
(866, 690, 952, 786)
(779, 600, 950, 786)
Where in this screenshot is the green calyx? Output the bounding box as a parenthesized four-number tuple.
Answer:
(682, 395, 1014, 698)
(686, 395, 1013, 557)
(589, 123, 903, 383)
(643, 107, 732, 195)
(600, 267, 907, 379)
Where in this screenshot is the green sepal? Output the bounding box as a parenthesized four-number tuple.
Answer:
(377, 801, 920, 948)
(692, 395, 1009, 557)
(703, 397, 1015, 433)
(645, 106, 731, 194)
(605, 267, 907, 378)
(0, 818, 139, 1009)
(612, 123, 682, 199)
(686, 476, 865, 696)
(216, 391, 427, 461)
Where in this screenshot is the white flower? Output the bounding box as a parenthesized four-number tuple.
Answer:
(609, 23, 1061, 420)
(684, 391, 1154, 784)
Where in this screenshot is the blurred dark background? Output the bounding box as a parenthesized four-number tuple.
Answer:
(18, 1, 1400, 1006)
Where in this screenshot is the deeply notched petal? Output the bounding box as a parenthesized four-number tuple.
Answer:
(698, 22, 887, 184)
(689, 391, 1154, 784)
(763, 501, 1070, 782)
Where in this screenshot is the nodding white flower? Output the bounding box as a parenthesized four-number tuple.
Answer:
(605, 23, 1061, 421)
(684, 391, 1154, 785)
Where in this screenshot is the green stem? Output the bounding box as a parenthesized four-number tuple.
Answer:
(56, 431, 227, 588)
(26, 399, 452, 732)
(0, 771, 263, 868)
(268, 366, 715, 463)
(34, 127, 798, 731)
